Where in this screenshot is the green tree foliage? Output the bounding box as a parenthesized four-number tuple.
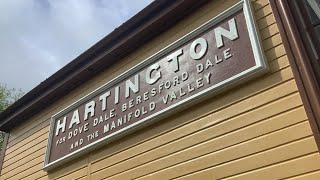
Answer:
(0, 84, 24, 151)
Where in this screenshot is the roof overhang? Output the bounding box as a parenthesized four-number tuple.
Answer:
(0, 0, 209, 132)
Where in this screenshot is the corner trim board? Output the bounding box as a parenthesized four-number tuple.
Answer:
(269, 0, 320, 150)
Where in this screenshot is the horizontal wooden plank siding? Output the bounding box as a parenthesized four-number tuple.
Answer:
(1, 0, 320, 180)
(87, 0, 320, 179)
(287, 170, 320, 180)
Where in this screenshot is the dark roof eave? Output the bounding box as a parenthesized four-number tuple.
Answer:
(0, 0, 209, 132)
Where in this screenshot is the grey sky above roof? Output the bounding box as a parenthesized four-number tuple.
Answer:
(0, 0, 152, 92)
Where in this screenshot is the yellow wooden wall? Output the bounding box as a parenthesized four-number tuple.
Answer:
(2, 0, 320, 179)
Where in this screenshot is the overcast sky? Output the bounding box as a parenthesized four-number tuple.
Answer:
(0, 0, 152, 92)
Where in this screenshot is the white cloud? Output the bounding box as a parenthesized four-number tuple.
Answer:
(0, 0, 152, 92)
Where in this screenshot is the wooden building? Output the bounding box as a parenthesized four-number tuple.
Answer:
(0, 0, 319, 179)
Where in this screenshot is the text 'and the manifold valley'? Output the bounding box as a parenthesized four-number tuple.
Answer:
(54, 18, 238, 142)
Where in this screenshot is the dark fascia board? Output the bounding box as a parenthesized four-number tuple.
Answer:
(0, 132, 9, 174)
(0, 0, 210, 132)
